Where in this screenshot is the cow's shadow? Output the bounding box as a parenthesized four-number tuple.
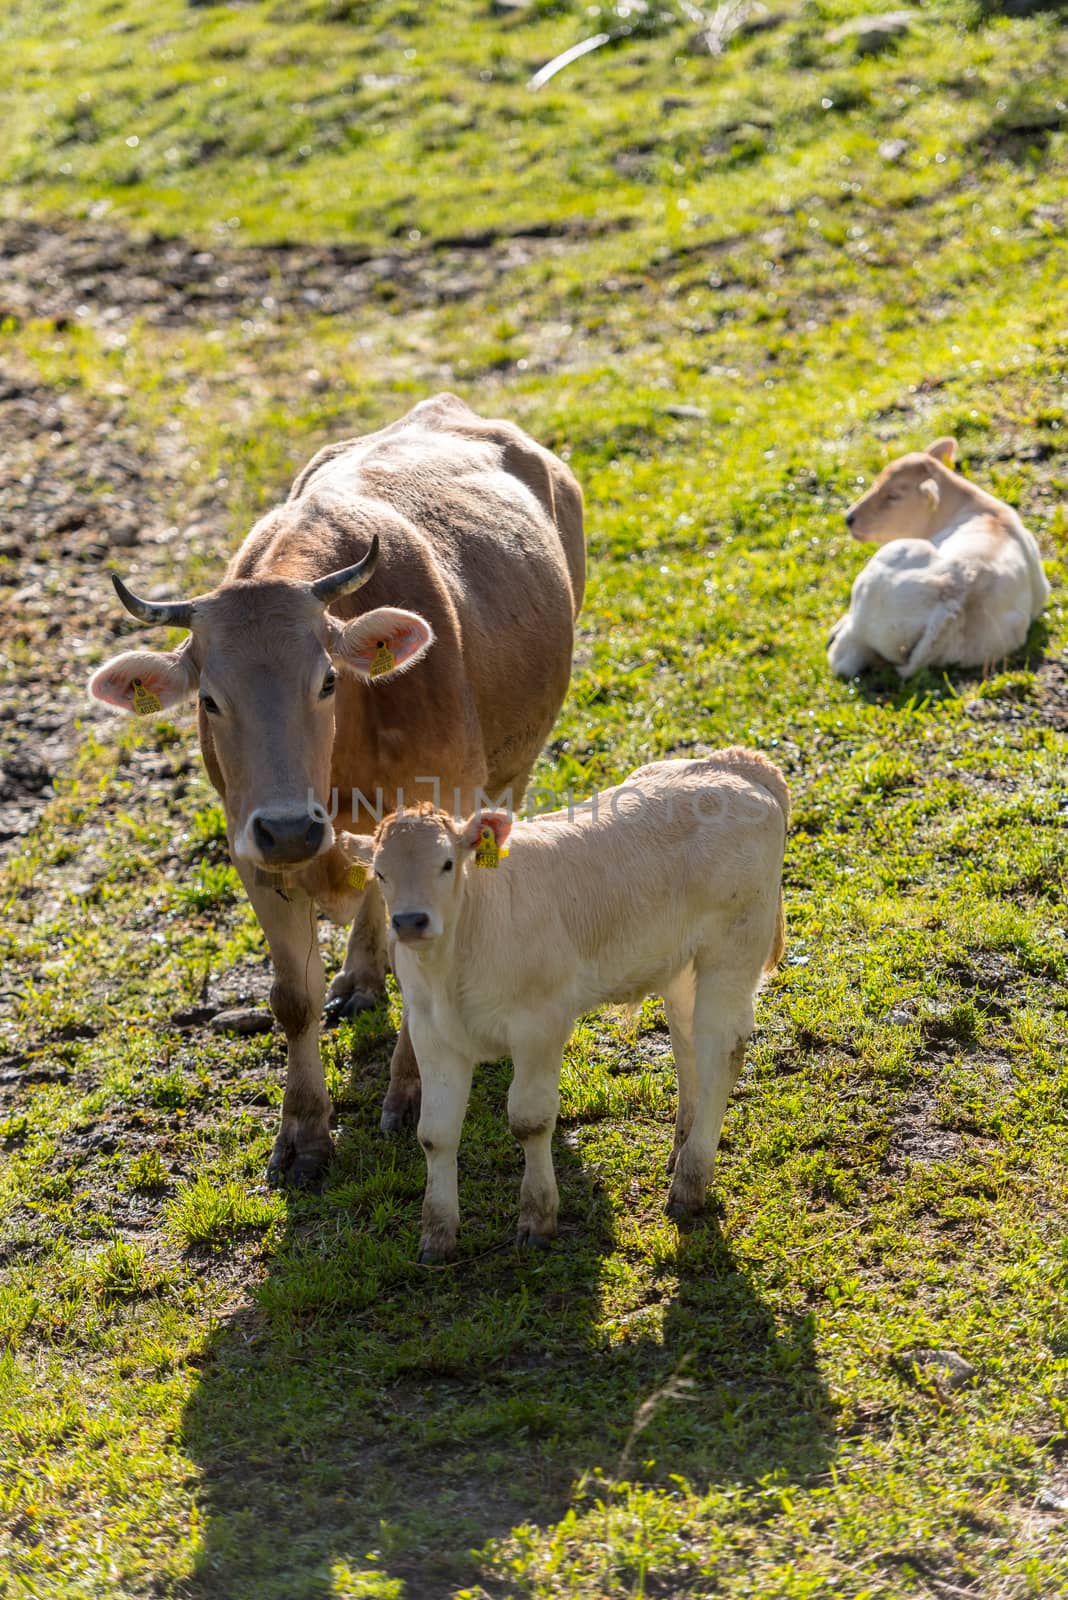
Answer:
(845, 616, 1052, 708)
(181, 1049, 834, 1600)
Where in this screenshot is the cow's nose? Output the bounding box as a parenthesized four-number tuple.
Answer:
(251, 807, 328, 864)
(392, 911, 431, 941)
(845, 509, 855, 528)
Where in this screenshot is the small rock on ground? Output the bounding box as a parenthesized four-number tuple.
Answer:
(827, 11, 914, 54)
(901, 1347, 977, 1391)
(210, 1007, 275, 1036)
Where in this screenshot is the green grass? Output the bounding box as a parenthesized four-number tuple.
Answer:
(2, 0, 1068, 1596)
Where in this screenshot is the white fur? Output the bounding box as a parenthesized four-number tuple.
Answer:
(830, 447, 1050, 680)
(369, 749, 789, 1261)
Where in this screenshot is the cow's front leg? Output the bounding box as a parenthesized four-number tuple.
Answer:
(324, 875, 388, 1025)
(241, 868, 331, 1188)
(409, 1019, 473, 1263)
(381, 1008, 422, 1133)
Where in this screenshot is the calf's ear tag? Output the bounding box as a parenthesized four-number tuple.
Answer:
(369, 641, 395, 678)
(345, 860, 367, 892)
(475, 826, 508, 868)
(130, 678, 163, 714)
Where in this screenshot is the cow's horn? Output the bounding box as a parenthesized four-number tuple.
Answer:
(311, 534, 380, 604)
(111, 573, 193, 629)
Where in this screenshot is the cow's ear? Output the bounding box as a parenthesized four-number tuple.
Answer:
(337, 832, 376, 870)
(927, 436, 957, 465)
(459, 811, 513, 854)
(330, 607, 434, 682)
(919, 477, 940, 510)
(88, 648, 198, 715)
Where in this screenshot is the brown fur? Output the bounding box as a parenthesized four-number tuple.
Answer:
(230, 392, 584, 836)
(93, 395, 585, 1182)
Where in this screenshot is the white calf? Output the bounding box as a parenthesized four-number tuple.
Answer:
(348, 748, 789, 1262)
(829, 437, 1049, 680)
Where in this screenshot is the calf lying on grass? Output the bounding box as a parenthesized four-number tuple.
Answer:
(828, 436, 1050, 680)
(348, 749, 789, 1262)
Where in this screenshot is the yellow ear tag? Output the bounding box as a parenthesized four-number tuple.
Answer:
(130, 678, 163, 715)
(369, 641, 395, 679)
(345, 860, 367, 892)
(475, 826, 508, 868)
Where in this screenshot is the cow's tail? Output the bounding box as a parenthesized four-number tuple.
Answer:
(705, 746, 790, 975)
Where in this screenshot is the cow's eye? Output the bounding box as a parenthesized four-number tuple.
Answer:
(442, 859, 454, 874)
(320, 671, 337, 699)
(200, 693, 220, 715)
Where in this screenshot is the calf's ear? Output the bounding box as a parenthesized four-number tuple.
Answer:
(926, 437, 957, 465)
(919, 477, 940, 510)
(331, 607, 434, 681)
(88, 648, 198, 715)
(460, 811, 513, 854)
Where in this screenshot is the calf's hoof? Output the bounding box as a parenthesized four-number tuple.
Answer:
(516, 1226, 554, 1251)
(665, 1189, 711, 1225)
(417, 1238, 456, 1266)
(266, 1137, 333, 1191)
(323, 985, 384, 1028)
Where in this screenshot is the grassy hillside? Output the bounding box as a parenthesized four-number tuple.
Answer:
(1, 2, 1068, 1597)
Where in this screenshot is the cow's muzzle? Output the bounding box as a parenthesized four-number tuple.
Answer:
(250, 804, 330, 866)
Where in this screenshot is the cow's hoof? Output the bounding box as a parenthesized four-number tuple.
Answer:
(380, 1088, 421, 1134)
(323, 987, 383, 1028)
(266, 1142, 333, 1190)
(516, 1227, 553, 1251)
(665, 1196, 703, 1222)
(417, 1242, 455, 1266)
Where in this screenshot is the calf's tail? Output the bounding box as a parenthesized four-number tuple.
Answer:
(765, 892, 786, 975)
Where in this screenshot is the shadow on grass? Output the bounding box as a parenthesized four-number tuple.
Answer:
(847, 617, 1053, 711)
(181, 1054, 834, 1600)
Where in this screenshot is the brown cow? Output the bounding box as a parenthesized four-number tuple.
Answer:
(88, 394, 585, 1185)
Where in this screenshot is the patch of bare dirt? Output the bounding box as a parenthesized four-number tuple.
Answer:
(0, 358, 218, 854)
(884, 1085, 963, 1173)
(1037, 658, 1068, 732)
(0, 213, 634, 330)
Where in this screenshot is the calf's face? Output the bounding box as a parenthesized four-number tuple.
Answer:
(844, 437, 957, 544)
(89, 547, 434, 871)
(371, 809, 512, 947)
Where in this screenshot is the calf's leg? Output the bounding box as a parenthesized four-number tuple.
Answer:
(239, 869, 331, 1188)
(899, 592, 963, 679)
(662, 964, 697, 1175)
(828, 616, 878, 678)
(666, 963, 754, 1218)
(409, 1015, 474, 1262)
(324, 877, 388, 1024)
(508, 1039, 564, 1248)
